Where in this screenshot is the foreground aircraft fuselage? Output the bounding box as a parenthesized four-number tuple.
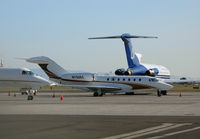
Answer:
(89, 33, 170, 79)
(0, 68, 50, 99)
(27, 56, 173, 96)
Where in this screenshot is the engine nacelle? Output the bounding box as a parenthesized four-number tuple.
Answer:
(115, 67, 159, 76)
(145, 69, 158, 76)
(115, 68, 126, 75)
(124, 69, 133, 75)
(115, 68, 134, 76)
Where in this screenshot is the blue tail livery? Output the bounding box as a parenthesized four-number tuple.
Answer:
(89, 33, 170, 79)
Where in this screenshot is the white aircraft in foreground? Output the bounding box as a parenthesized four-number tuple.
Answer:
(0, 67, 50, 100)
(26, 56, 173, 97)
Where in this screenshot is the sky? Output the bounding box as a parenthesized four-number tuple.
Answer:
(0, 0, 200, 77)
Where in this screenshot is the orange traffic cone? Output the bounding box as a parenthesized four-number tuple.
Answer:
(52, 93, 56, 98)
(179, 92, 182, 97)
(60, 95, 63, 101)
(14, 93, 16, 97)
(8, 91, 11, 96)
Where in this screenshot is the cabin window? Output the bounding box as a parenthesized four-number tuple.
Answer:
(112, 78, 115, 81)
(123, 78, 125, 81)
(118, 78, 120, 81)
(28, 71, 34, 75)
(139, 78, 141, 81)
(133, 78, 136, 81)
(128, 78, 130, 81)
(107, 78, 109, 81)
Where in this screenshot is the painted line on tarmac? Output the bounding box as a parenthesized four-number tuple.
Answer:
(148, 126, 200, 139)
(103, 123, 192, 139)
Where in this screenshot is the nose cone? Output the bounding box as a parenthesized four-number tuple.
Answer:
(164, 83, 173, 90)
(36, 76, 51, 86)
(159, 82, 173, 90)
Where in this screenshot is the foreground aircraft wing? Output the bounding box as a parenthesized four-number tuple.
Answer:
(60, 84, 121, 92)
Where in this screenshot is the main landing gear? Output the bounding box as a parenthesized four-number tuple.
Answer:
(27, 95, 33, 100)
(157, 90, 167, 97)
(93, 89, 104, 97)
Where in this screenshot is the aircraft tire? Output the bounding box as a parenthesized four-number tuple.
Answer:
(157, 90, 161, 97)
(161, 90, 167, 95)
(99, 93, 104, 96)
(27, 95, 33, 100)
(93, 92, 99, 97)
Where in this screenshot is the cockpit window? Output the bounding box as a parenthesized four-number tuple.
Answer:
(152, 78, 158, 82)
(22, 70, 34, 76)
(22, 70, 27, 75)
(149, 78, 158, 82)
(28, 71, 34, 75)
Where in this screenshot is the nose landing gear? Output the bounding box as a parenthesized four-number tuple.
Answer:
(27, 90, 34, 100)
(157, 90, 167, 97)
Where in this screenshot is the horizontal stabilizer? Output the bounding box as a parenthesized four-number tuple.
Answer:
(89, 34, 158, 40)
(88, 36, 121, 39)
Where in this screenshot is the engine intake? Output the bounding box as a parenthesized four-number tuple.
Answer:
(115, 68, 126, 75)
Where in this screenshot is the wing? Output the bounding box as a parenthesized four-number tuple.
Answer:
(59, 84, 121, 92)
(163, 79, 200, 84)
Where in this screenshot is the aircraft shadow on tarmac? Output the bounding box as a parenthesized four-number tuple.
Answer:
(36, 92, 153, 98)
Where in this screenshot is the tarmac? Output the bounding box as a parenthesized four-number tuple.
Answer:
(0, 91, 200, 139)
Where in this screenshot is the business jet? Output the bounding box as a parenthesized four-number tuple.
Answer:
(89, 33, 170, 79)
(0, 67, 50, 100)
(26, 56, 173, 97)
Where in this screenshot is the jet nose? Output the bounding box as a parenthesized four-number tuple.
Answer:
(156, 81, 173, 90)
(161, 82, 173, 90)
(165, 84, 173, 90)
(37, 76, 51, 86)
(42, 78, 51, 86)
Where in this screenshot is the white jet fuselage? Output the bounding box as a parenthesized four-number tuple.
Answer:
(53, 73, 173, 93)
(0, 68, 50, 90)
(27, 56, 173, 96)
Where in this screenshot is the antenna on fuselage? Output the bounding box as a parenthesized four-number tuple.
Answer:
(89, 33, 158, 68)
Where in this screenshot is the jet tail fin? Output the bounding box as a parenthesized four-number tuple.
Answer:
(26, 56, 67, 79)
(89, 33, 157, 68)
